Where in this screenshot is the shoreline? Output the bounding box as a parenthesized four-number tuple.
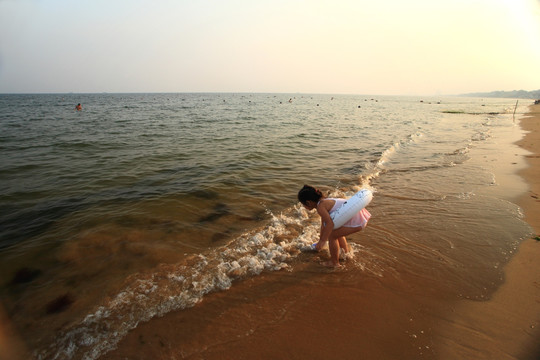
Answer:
(513, 103, 540, 356)
(437, 104, 540, 359)
(517, 104, 540, 235)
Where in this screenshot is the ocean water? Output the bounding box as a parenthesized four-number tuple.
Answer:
(0, 93, 533, 359)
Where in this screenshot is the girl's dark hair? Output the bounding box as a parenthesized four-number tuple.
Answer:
(297, 185, 323, 205)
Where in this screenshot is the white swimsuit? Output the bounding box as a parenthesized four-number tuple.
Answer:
(327, 198, 371, 228)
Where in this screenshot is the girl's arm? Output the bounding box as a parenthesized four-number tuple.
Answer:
(315, 200, 335, 251)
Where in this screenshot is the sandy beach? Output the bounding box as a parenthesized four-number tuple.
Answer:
(517, 104, 540, 236)
(432, 103, 540, 359)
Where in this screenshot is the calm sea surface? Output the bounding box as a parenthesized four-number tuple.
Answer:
(0, 93, 533, 359)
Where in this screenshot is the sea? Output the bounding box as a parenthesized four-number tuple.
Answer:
(0, 93, 534, 359)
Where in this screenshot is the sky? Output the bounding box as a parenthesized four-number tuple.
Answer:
(0, 0, 539, 95)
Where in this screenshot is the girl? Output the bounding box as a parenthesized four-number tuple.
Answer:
(298, 185, 371, 267)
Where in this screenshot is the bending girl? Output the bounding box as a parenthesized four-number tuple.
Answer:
(298, 185, 371, 267)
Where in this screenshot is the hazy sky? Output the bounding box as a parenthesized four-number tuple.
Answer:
(1, 0, 539, 95)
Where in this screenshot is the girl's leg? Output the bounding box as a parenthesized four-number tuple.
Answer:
(338, 236, 349, 260)
(338, 236, 348, 251)
(324, 227, 362, 267)
(327, 237, 341, 266)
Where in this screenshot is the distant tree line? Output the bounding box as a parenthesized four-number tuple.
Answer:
(462, 89, 540, 99)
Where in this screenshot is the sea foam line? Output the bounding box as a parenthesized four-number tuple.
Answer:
(360, 131, 423, 187)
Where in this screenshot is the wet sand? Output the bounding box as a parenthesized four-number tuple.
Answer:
(100, 259, 449, 360)
(99, 104, 540, 360)
(435, 103, 540, 359)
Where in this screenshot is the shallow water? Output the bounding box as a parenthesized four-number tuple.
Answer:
(0, 93, 533, 359)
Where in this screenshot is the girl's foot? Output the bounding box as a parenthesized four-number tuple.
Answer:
(339, 248, 354, 261)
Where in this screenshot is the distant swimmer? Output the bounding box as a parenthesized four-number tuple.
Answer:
(75, 103, 82, 111)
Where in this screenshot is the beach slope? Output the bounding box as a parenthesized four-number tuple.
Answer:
(437, 104, 540, 359)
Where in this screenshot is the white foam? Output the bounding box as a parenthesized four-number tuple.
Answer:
(363, 131, 425, 185)
(36, 204, 322, 360)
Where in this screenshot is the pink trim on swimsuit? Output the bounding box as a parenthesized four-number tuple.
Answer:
(328, 198, 371, 228)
